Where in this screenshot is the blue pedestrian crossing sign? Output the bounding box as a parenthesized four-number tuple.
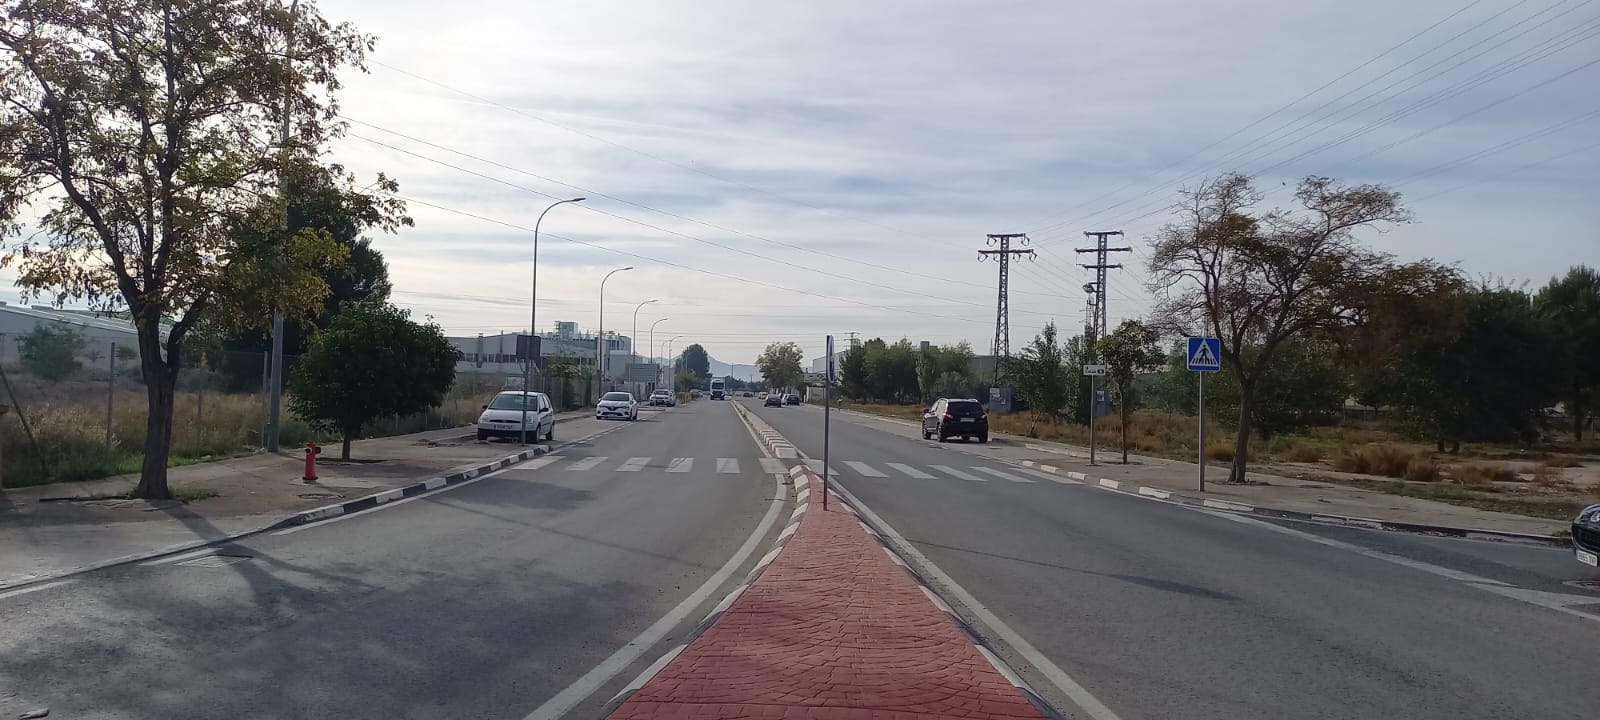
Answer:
(1187, 337, 1221, 372)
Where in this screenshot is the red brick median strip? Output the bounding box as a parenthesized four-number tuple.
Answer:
(608, 470, 1046, 720)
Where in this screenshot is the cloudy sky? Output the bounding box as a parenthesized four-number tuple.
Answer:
(99, 0, 1600, 364)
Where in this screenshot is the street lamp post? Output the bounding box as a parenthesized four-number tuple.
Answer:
(631, 299, 658, 397)
(663, 335, 684, 391)
(521, 196, 585, 445)
(648, 317, 669, 392)
(595, 266, 633, 398)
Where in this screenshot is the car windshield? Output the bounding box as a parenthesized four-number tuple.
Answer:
(602, 392, 632, 401)
(488, 394, 544, 411)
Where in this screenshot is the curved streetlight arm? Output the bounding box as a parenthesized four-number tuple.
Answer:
(522, 196, 584, 445)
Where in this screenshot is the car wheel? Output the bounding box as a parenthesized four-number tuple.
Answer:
(921, 428, 930, 440)
(476, 430, 489, 441)
(544, 423, 555, 442)
(978, 434, 989, 444)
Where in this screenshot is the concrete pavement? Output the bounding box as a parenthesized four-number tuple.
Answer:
(746, 398, 1600, 720)
(0, 401, 784, 720)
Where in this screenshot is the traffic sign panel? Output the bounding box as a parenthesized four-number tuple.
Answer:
(1187, 337, 1221, 372)
(1082, 364, 1107, 376)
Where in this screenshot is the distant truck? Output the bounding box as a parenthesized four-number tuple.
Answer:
(709, 378, 726, 400)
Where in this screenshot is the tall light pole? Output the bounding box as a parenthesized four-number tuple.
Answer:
(595, 266, 633, 396)
(520, 196, 585, 445)
(648, 317, 669, 391)
(663, 335, 684, 391)
(630, 299, 658, 395)
(265, 0, 301, 453)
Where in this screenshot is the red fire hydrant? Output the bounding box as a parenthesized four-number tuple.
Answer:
(303, 441, 321, 483)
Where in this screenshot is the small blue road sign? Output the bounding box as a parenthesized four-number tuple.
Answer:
(1187, 337, 1221, 372)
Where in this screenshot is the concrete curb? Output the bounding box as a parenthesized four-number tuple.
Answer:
(601, 472, 803, 717)
(1013, 458, 1564, 546)
(730, 401, 798, 459)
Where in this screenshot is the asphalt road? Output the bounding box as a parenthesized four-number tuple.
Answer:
(0, 400, 780, 720)
(746, 399, 1600, 720)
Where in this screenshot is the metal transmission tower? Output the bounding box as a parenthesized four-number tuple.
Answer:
(978, 233, 1035, 381)
(1075, 230, 1130, 341)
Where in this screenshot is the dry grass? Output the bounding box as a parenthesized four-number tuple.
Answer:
(1403, 455, 1442, 482)
(1530, 462, 1569, 488)
(1331, 445, 1419, 478)
(1589, 483, 1600, 501)
(1542, 455, 1582, 468)
(1450, 462, 1519, 486)
(1284, 442, 1324, 463)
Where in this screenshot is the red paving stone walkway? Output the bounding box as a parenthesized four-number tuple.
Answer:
(608, 470, 1046, 720)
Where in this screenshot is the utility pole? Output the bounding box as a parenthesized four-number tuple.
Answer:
(1077, 230, 1128, 421)
(978, 233, 1035, 383)
(265, 0, 300, 453)
(1075, 230, 1129, 342)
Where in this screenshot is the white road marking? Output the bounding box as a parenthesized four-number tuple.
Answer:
(886, 462, 934, 479)
(829, 484, 1126, 720)
(843, 461, 887, 477)
(666, 457, 694, 473)
(1015, 467, 1078, 484)
(931, 464, 987, 482)
(617, 457, 650, 472)
(972, 466, 1034, 483)
(567, 456, 607, 471)
(0, 580, 74, 601)
(759, 457, 788, 474)
(516, 456, 563, 472)
(716, 458, 740, 474)
(273, 460, 553, 536)
(802, 458, 836, 477)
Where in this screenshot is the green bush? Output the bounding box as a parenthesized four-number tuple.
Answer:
(19, 325, 86, 381)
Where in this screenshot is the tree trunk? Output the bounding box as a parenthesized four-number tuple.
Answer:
(341, 433, 352, 461)
(131, 339, 177, 500)
(1228, 390, 1253, 483)
(1574, 388, 1585, 443)
(1120, 403, 1130, 464)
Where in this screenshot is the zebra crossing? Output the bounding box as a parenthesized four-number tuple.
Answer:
(532, 455, 1065, 484)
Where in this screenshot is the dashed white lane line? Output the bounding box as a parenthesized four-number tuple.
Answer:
(617, 457, 650, 472)
(717, 458, 740, 474)
(666, 457, 694, 473)
(887, 462, 935, 479)
(568, 456, 607, 471)
(971, 466, 1034, 483)
(844, 461, 887, 477)
(931, 465, 987, 482)
(759, 457, 788, 474)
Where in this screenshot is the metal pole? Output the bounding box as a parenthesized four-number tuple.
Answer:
(596, 267, 633, 396)
(1198, 371, 1206, 493)
(823, 334, 833, 510)
(106, 342, 115, 449)
(632, 299, 657, 397)
(1088, 374, 1097, 465)
(648, 318, 668, 392)
(260, 351, 270, 447)
(523, 197, 585, 445)
(266, 0, 301, 454)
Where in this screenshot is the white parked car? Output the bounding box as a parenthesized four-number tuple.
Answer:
(476, 391, 555, 442)
(649, 389, 676, 407)
(596, 391, 639, 421)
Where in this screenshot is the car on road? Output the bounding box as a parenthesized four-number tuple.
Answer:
(476, 391, 555, 442)
(649, 389, 676, 407)
(757, 392, 767, 399)
(743, 391, 754, 397)
(1574, 504, 1600, 569)
(764, 393, 783, 407)
(596, 391, 639, 421)
(922, 398, 989, 443)
(784, 393, 800, 405)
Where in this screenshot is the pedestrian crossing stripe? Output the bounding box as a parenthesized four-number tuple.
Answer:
(931, 465, 986, 482)
(666, 457, 693, 473)
(971, 466, 1034, 483)
(617, 457, 650, 472)
(568, 456, 606, 471)
(759, 458, 788, 474)
(717, 458, 740, 474)
(539, 456, 1084, 485)
(843, 461, 886, 477)
(886, 463, 934, 479)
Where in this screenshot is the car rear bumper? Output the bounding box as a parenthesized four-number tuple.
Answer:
(938, 421, 989, 435)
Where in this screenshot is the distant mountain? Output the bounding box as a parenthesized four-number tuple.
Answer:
(708, 357, 759, 381)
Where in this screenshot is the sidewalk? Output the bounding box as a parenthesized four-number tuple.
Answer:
(609, 468, 1046, 720)
(0, 414, 613, 588)
(832, 408, 1571, 537)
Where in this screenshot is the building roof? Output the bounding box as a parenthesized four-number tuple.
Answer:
(0, 302, 171, 337)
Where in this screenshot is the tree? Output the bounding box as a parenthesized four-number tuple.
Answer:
(917, 341, 975, 402)
(681, 344, 711, 380)
(757, 341, 804, 391)
(1212, 338, 1349, 439)
(214, 163, 408, 390)
(543, 355, 584, 410)
(1150, 342, 1198, 415)
(839, 343, 868, 400)
(1011, 322, 1070, 433)
(18, 324, 84, 381)
(0, 0, 373, 498)
(1096, 319, 1163, 463)
(866, 339, 919, 403)
(1536, 266, 1600, 442)
(287, 304, 458, 460)
(1148, 173, 1452, 482)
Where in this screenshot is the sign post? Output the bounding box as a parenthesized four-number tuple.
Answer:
(1186, 337, 1221, 491)
(824, 335, 834, 509)
(1082, 364, 1106, 465)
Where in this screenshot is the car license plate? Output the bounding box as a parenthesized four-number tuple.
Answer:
(1578, 548, 1599, 567)
(960, 417, 975, 423)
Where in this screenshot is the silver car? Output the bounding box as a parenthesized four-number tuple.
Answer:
(596, 391, 639, 421)
(476, 391, 555, 441)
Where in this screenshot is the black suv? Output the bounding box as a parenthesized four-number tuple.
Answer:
(922, 398, 988, 443)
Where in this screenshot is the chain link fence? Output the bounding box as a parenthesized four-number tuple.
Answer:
(0, 340, 512, 489)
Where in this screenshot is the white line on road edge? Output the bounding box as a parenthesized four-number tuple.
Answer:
(521, 475, 788, 720)
(1205, 511, 1600, 624)
(0, 579, 73, 601)
(829, 483, 1126, 720)
(139, 548, 219, 566)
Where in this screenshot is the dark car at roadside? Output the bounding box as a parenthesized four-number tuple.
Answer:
(764, 393, 783, 407)
(1574, 504, 1600, 570)
(921, 398, 988, 443)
